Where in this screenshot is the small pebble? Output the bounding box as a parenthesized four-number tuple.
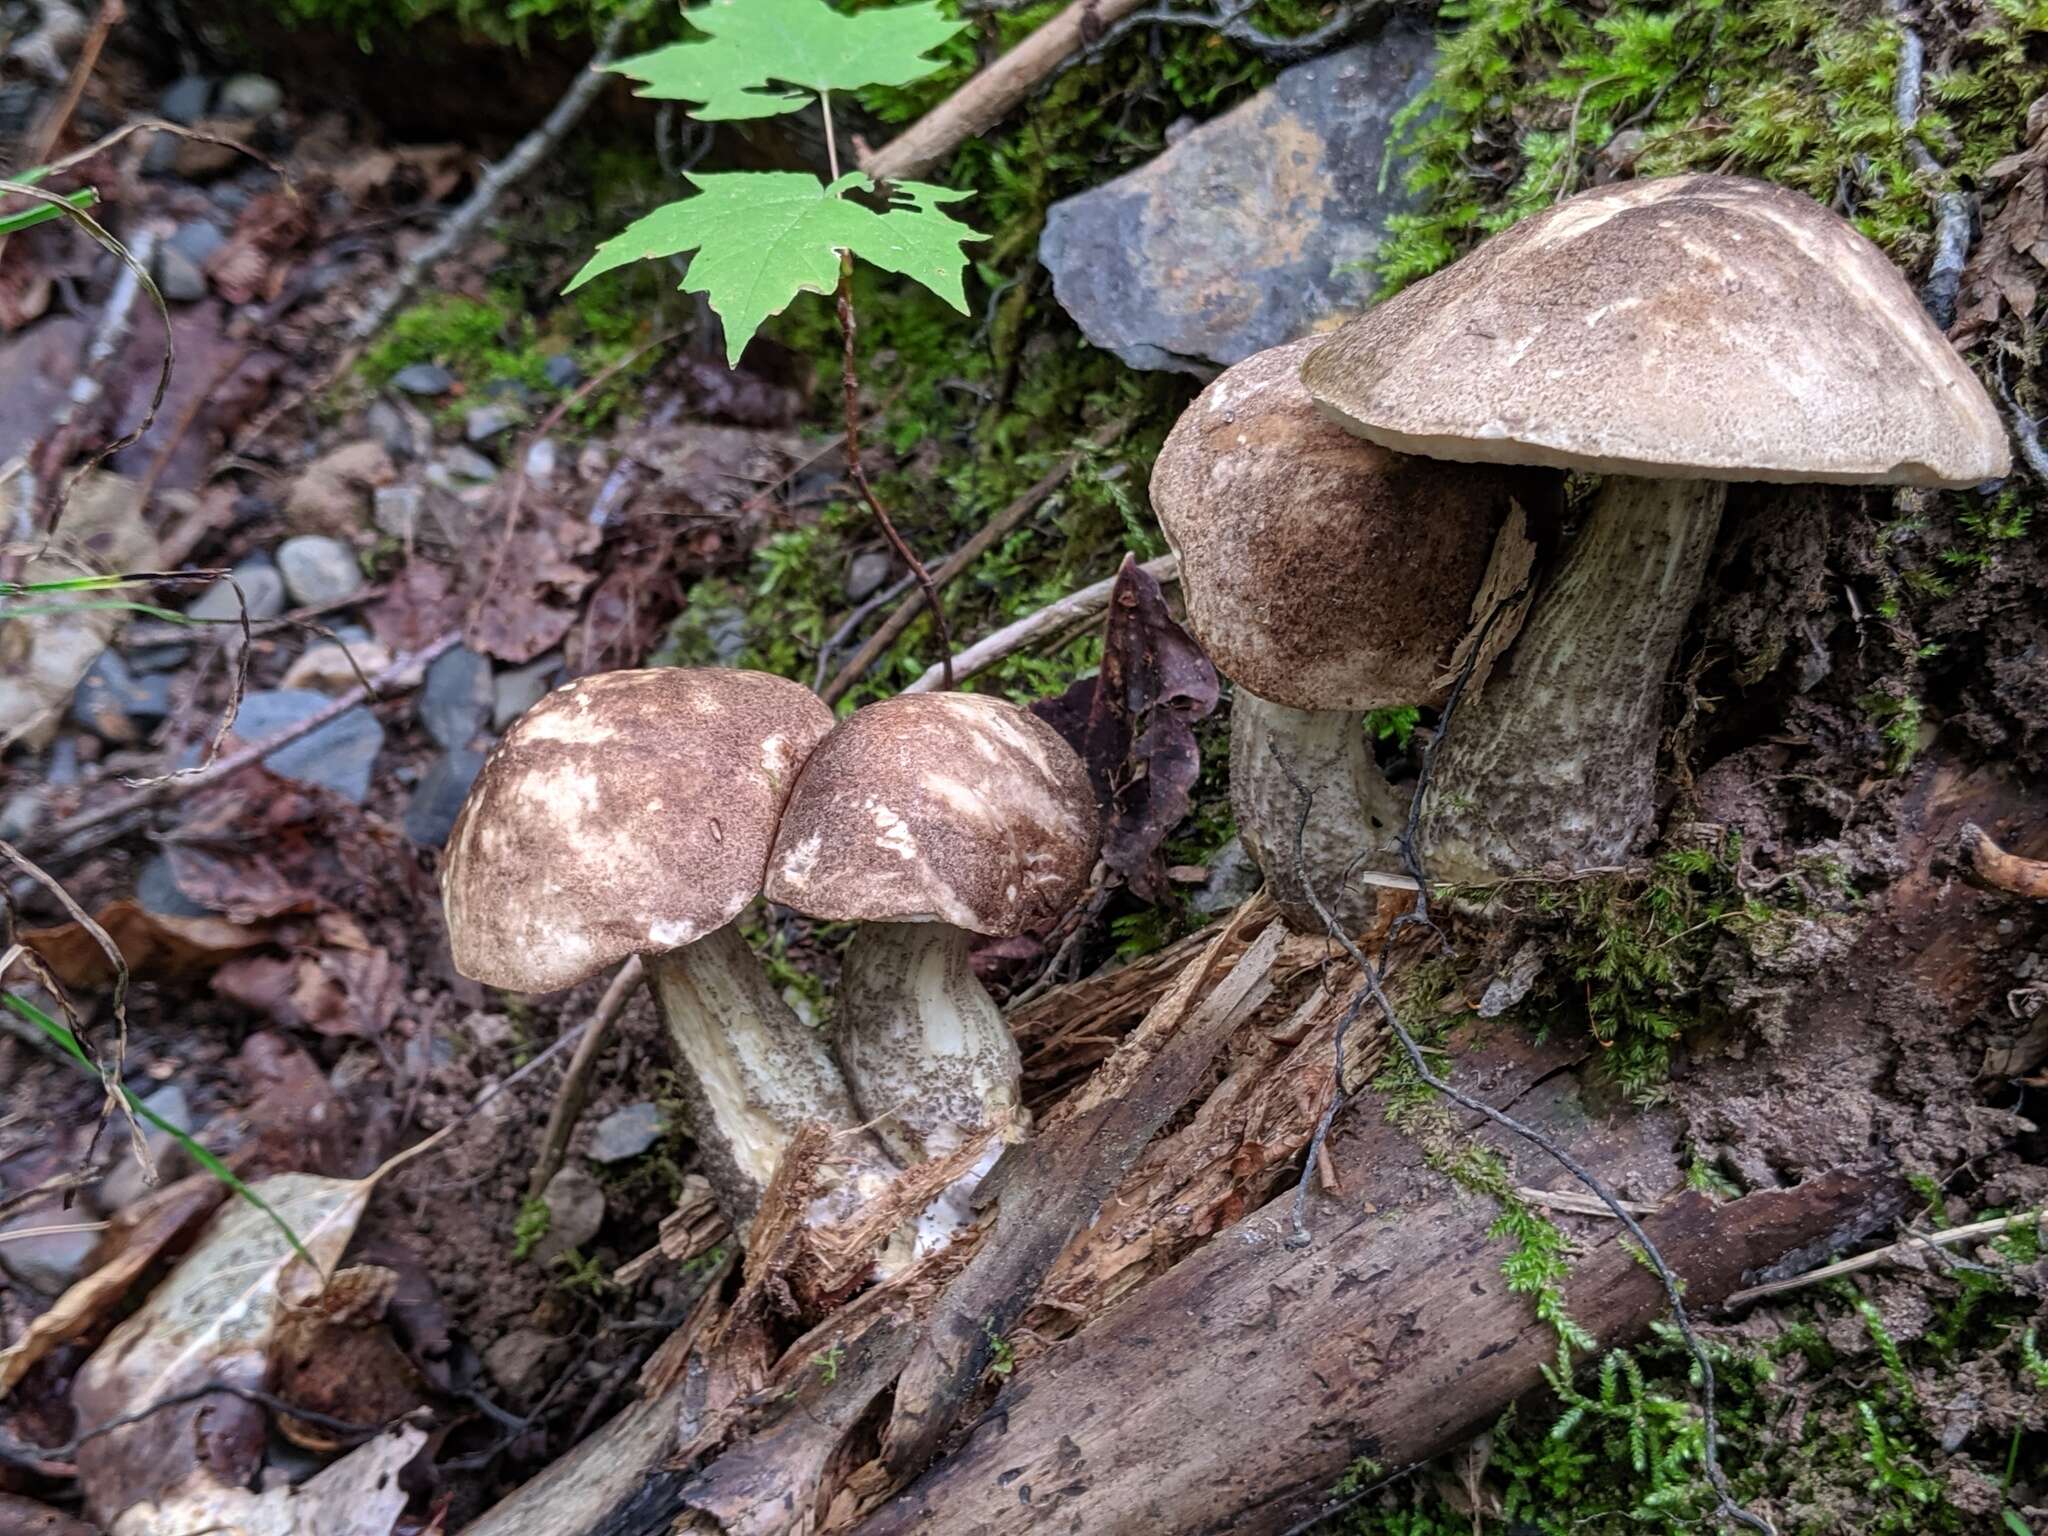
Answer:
(437, 445, 499, 484)
(217, 73, 283, 118)
(186, 559, 285, 624)
(419, 646, 494, 750)
(365, 398, 417, 462)
(158, 76, 213, 125)
(492, 654, 562, 729)
(391, 362, 455, 397)
(587, 1102, 665, 1164)
(373, 484, 424, 541)
(542, 354, 583, 389)
(464, 404, 523, 444)
(102, 1084, 194, 1210)
(845, 550, 895, 604)
(235, 689, 384, 802)
(535, 1166, 605, 1265)
(276, 535, 365, 607)
(153, 246, 208, 304)
(167, 220, 227, 267)
(69, 651, 173, 742)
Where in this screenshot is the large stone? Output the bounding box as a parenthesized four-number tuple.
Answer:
(185, 558, 285, 624)
(1037, 23, 1436, 374)
(587, 1102, 665, 1164)
(233, 689, 384, 802)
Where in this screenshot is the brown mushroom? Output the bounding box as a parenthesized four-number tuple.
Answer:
(442, 667, 895, 1232)
(1151, 335, 1527, 930)
(764, 692, 1098, 1204)
(1302, 175, 2011, 879)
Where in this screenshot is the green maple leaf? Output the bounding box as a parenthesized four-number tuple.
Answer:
(566, 172, 982, 365)
(608, 0, 963, 121)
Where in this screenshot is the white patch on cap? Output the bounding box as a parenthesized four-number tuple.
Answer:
(515, 707, 619, 747)
(871, 803, 918, 860)
(648, 916, 702, 947)
(760, 732, 791, 782)
(778, 831, 823, 887)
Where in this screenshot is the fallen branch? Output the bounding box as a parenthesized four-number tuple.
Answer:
(902, 551, 1175, 694)
(819, 422, 1126, 704)
(861, 0, 1154, 184)
(1722, 1209, 2043, 1307)
(1960, 821, 2048, 899)
(19, 630, 460, 861)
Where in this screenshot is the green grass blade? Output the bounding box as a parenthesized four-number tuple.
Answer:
(1, 989, 312, 1262)
(0, 187, 97, 237)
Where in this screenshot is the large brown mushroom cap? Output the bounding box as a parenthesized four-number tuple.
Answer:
(443, 668, 833, 993)
(765, 693, 1098, 935)
(1152, 336, 1524, 711)
(1302, 174, 2011, 487)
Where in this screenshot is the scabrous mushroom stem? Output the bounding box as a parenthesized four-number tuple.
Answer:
(1421, 475, 1728, 881)
(1230, 689, 1411, 934)
(644, 923, 897, 1235)
(834, 921, 1025, 1169)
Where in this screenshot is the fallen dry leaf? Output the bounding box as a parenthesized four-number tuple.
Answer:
(205, 189, 316, 307)
(110, 1423, 427, 1536)
(21, 900, 268, 989)
(0, 1176, 225, 1398)
(70, 1172, 382, 1528)
(1032, 554, 1220, 900)
(213, 945, 400, 1040)
(284, 441, 395, 537)
(270, 1264, 434, 1451)
(367, 561, 465, 654)
(464, 516, 601, 664)
(1953, 94, 2048, 347)
(333, 144, 470, 207)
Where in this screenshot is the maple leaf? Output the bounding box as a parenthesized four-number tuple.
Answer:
(608, 0, 963, 121)
(566, 171, 981, 365)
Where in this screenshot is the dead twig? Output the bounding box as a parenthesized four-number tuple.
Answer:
(903, 549, 1174, 694)
(1722, 1209, 2042, 1307)
(821, 420, 1129, 704)
(526, 956, 646, 1202)
(14, 0, 120, 182)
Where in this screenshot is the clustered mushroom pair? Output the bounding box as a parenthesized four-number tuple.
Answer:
(1155, 174, 2011, 922)
(440, 672, 1097, 1244)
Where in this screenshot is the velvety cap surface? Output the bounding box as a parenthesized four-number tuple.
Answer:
(1152, 335, 1521, 710)
(443, 668, 833, 992)
(1301, 174, 2010, 487)
(765, 692, 1098, 935)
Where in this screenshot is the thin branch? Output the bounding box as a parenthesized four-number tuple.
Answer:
(1960, 821, 2048, 899)
(821, 420, 1127, 703)
(527, 956, 646, 1202)
(902, 550, 1176, 694)
(1723, 1210, 2041, 1307)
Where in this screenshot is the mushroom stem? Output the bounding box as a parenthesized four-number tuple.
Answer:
(644, 923, 896, 1234)
(834, 921, 1024, 1169)
(1421, 475, 1728, 881)
(1230, 689, 1411, 933)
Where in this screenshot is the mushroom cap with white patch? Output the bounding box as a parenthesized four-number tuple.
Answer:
(1152, 336, 1525, 711)
(442, 668, 834, 993)
(763, 693, 1099, 935)
(1300, 174, 2011, 488)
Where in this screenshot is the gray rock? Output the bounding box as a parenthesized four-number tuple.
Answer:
(0, 82, 41, 138)
(845, 550, 895, 604)
(218, 73, 284, 118)
(70, 650, 173, 741)
(276, 535, 364, 607)
(187, 558, 285, 624)
(125, 642, 193, 673)
(159, 76, 213, 125)
(492, 653, 562, 730)
(705, 606, 748, 665)
(45, 735, 80, 787)
(391, 362, 455, 397)
(1189, 836, 1262, 915)
(464, 404, 524, 443)
(0, 1200, 100, 1294)
(404, 748, 485, 848)
(372, 484, 424, 540)
(168, 221, 227, 267)
(420, 646, 493, 749)
(542, 354, 582, 389)
(142, 133, 181, 178)
(137, 853, 215, 918)
(365, 398, 417, 461)
(235, 689, 384, 802)
(523, 437, 559, 484)
(0, 788, 40, 842)
(1037, 23, 1436, 373)
(587, 1102, 665, 1164)
(534, 1165, 605, 1264)
(154, 246, 208, 304)
(102, 1084, 194, 1210)
(484, 1327, 563, 1399)
(437, 445, 499, 484)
